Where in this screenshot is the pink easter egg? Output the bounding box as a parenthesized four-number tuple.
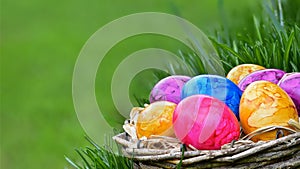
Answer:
(173, 95, 240, 150)
(150, 75, 191, 104)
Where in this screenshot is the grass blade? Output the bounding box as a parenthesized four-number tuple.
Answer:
(217, 43, 246, 63)
(290, 61, 299, 72)
(65, 156, 83, 169)
(253, 16, 263, 44)
(284, 30, 295, 71)
(75, 149, 92, 169)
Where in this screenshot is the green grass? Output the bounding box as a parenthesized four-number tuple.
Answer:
(211, 0, 300, 73)
(1, 0, 260, 168)
(65, 136, 133, 169)
(67, 0, 299, 168)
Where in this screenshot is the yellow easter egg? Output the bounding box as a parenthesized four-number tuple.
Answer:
(240, 81, 299, 142)
(136, 101, 176, 138)
(227, 64, 265, 84)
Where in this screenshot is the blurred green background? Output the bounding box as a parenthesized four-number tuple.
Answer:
(1, 0, 259, 168)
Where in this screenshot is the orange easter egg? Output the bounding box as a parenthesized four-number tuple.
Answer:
(227, 64, 265, 84)
(240, 81, 299, 141)
(136, 101, 176, 138)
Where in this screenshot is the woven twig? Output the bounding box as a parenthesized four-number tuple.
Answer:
(240, 125, 296, 140)
(113, 120, 300, 168)
(216, 132, 299, 162)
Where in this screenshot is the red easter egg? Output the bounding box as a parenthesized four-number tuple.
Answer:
(173, 95, 240, 150)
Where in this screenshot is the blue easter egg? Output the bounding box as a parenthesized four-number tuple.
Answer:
(181, 75, 242, 119)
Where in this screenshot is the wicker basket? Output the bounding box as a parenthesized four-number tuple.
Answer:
(113, 124, 300, 169)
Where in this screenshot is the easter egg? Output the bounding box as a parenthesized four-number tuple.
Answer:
(136, 101, 176, 138)
(150, 75, 191, 104)
(278, 73, 300, 115)
(173, 95, 240, 150)
(238, 69, 285, 91)
(240, 81, 299, 142)
(227, 64, 265, 84)
(181, 75, 242, 119)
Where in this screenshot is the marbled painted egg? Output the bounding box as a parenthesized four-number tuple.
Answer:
(278, 73, 300, 115)
(150, 75, 191, 104)
(181, 75, 242, 119)
(136, 101, 176, 138)
(227, 64, 265, 84)
(240, 81, 299, 142)
(238, 69, 285, 91)
(173, 95, 240, 150)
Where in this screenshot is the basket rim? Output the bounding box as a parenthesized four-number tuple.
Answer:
(113, 130, 300, 167)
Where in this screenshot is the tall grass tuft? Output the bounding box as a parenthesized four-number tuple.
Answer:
(65, 135, 133, 169)
(211, 0, 299, 73)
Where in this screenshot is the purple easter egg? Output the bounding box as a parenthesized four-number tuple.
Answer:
(278, 73, 300, 115)
(238, 69, 285, 91)
(150, 75, 191, 104)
